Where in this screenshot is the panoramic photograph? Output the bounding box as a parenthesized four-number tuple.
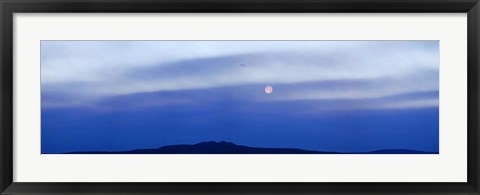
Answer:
(41, 40, 439, 154)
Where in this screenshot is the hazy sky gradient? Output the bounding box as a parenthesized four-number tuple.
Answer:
(41, 41, 439, 154)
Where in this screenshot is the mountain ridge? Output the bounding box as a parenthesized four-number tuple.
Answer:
(62, 141, 437, 154)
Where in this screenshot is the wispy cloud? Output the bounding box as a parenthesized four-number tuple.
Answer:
(41, 41, 439, 110)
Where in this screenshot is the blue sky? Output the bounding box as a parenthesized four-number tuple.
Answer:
(41, 41, 439, 154)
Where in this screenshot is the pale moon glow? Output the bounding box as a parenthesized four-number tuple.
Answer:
(265, 85, 273, 94)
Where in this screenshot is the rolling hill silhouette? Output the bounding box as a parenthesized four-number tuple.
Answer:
(63, 141, 436, 154)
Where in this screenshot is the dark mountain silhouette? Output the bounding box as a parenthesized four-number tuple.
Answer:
(357, 149, 435, 154)
(63, 141, 437, 154)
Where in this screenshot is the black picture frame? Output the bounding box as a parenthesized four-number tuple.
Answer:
(1, 0, 479, 194)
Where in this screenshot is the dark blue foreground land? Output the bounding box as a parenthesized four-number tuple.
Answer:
(62, 141, 437, 154)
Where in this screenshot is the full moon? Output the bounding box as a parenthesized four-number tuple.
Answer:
(265, 85, 273, 94)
